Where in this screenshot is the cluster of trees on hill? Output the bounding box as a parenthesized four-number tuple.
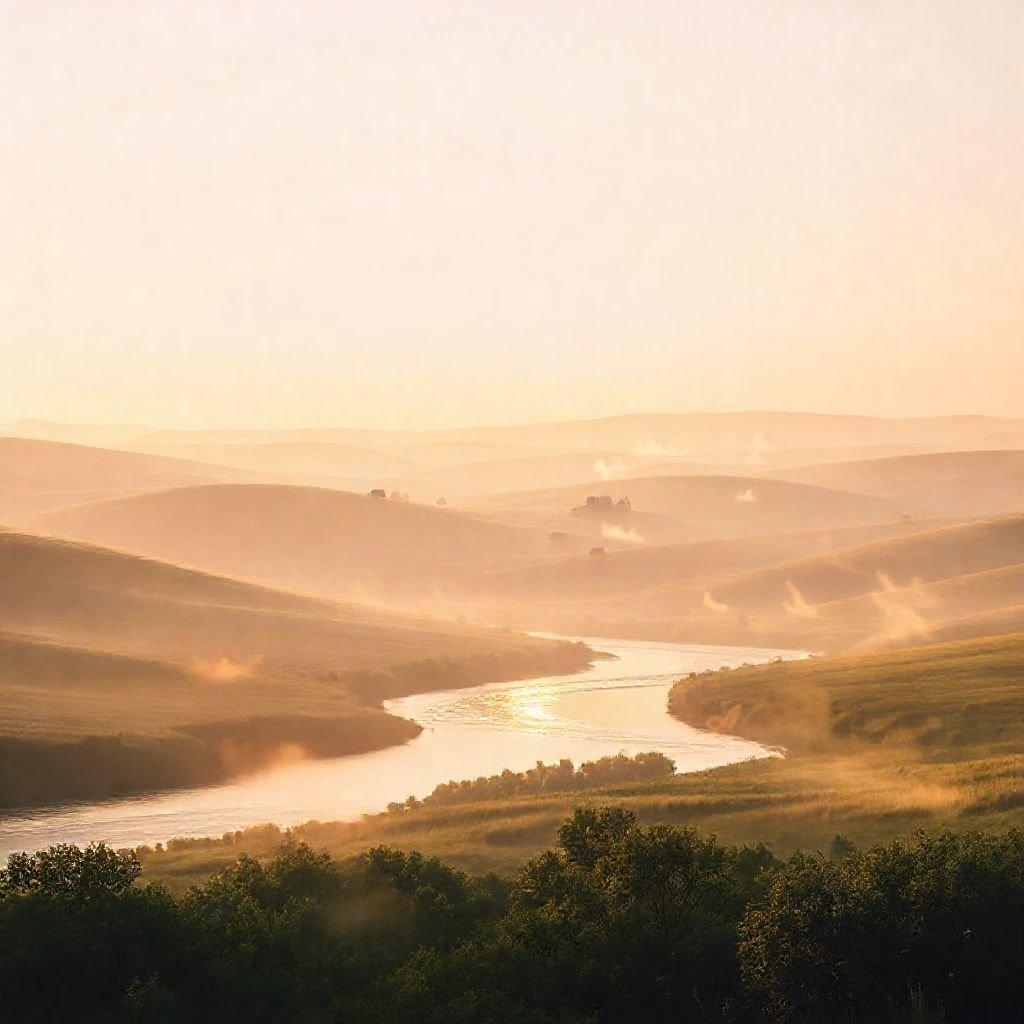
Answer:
(3, 808, 1024, 1023)
(388, 751, 676, 812)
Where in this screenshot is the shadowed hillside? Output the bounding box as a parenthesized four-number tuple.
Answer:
(0, 530, 592, 807)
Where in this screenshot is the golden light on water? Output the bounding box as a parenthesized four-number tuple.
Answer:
(496, 685, 559, 733)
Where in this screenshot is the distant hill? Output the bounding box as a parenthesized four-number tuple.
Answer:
(451, 519, 953, 606)
(621, 515, 1024, 651)
(17, 414, 1023, 497)
(0, 530, 591, 807)
(124, 441, 421, 482)
(34, 483, 571, 599)
(455, 516, 1024, 654)
(91, 412, 1022, 460)
(415, 451, 655, 497)
(13, 419, 153, 446)
(0, 437, 251, 521)
(468, 474, 900, 541)
(766, 450, 1024, 518)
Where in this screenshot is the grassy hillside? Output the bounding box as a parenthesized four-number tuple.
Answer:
(0, 530, 592, 807)
(669, 632, 1024, 756)
(767, 449, 1024, 517)
(0, 437, 252, 521)
(34, 483, 575, 599)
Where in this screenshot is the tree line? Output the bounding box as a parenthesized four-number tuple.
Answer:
(2, 808, 1024, 1022)
(387, 751, 676, 812)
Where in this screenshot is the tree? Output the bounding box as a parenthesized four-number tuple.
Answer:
(740, 830, 1024, 1023)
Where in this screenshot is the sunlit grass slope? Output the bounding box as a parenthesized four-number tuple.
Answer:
(669, 632, 1024, 757)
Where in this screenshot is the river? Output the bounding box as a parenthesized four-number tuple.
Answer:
(0, 636, 804, 857)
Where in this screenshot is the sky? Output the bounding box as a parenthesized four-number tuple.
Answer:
(1, 1, 1022, 430)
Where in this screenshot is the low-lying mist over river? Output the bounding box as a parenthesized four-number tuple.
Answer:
(0, 637, 805, 857)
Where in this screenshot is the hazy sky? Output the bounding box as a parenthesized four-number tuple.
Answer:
(2, 1, 1022, 429)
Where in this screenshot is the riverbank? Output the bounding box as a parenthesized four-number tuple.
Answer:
(0, 624, 594, 810)
(2, 638, 790, 860)
(130, 633, 1024, 888)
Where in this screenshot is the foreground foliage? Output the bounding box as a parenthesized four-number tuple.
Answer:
(3, 810, 1024, 1023)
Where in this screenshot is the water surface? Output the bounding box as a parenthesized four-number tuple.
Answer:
(0, 636, 803, 856)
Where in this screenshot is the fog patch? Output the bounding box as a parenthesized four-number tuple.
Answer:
(735, 488, 757, 503)
(218, 738, 308, 776)
(593, 457, 625, 480)
(601, 522, 645, 545)
(868, 570, 937, 641)
(190, 655, 263, 683)
(783, 581, 819, 618)
(703, 591, 729, 613)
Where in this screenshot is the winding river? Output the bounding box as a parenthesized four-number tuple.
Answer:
(0, 636, 804, 857)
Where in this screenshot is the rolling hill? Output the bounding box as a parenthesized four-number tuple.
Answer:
(412, 450, 654, 497)
(0, 530, 592, 807)
(0, 437, 252, 521)
(468, 474, 901, 541)
(75, 412, 1022, 462)
(124, 441, 421, 483)
(33, 483, 576, 599)
(766, 450, 1024, 518)
(449, 519, 952, 606)
(445, 516, 1024, 654)
(621, 515, 1024, 651)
